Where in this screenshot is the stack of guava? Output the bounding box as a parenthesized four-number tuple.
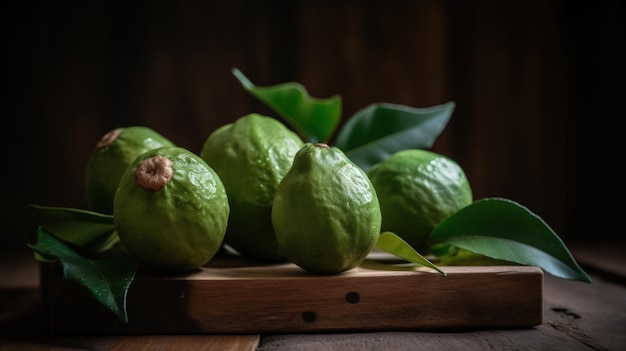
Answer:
(86, 115, 471, 274)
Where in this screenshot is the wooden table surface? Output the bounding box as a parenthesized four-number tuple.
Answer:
(1, 242, 624, 351)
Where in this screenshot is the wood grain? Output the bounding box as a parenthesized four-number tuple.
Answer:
(6, 247, 624, 351)
(41, 255, 543, 334)
(1, 335, 260, 351)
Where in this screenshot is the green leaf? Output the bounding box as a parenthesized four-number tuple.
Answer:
(232, 68, 342, 143)
(335, 101, 455, 172)
(26, 204, 117, 253)
(432, 244, 514, 266)
(28, 228, 136, 323)
(428, 198, 592, 283)
(376, 232, 446, 276)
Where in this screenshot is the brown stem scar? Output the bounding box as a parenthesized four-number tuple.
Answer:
(97, 128, 123, 148)
(135, 155, 174, 191)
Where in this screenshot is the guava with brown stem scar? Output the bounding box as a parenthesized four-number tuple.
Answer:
(85, 126, 175, 214)
(114, 146, 229, 272)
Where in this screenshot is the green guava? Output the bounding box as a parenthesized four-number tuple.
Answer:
(272, 143, 382, 274)
(366, 149, 473, 254)
(199, 113, 303, 262)
(85, 126, 175, 214)
(113, 146, 229, 272)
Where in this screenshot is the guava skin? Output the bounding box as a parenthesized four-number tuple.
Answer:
(272, 143, 382, 274)
(367, 149, 473, 254)
(114, 146, 229, 272)
(199, 114, 303, 262)
(85, 126, 175, 214)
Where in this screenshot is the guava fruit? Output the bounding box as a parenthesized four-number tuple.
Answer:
(272, 143, 381, 274)
(85, 126, 175, 214)
(199, 113, 303, 262)
(366, 149, 473, 253)
(113, 146, 229, 272)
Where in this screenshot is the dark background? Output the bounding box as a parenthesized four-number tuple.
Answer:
(5, 1, 624, 259)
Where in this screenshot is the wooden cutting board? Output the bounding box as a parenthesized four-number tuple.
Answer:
(40, 252, 543, 334)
